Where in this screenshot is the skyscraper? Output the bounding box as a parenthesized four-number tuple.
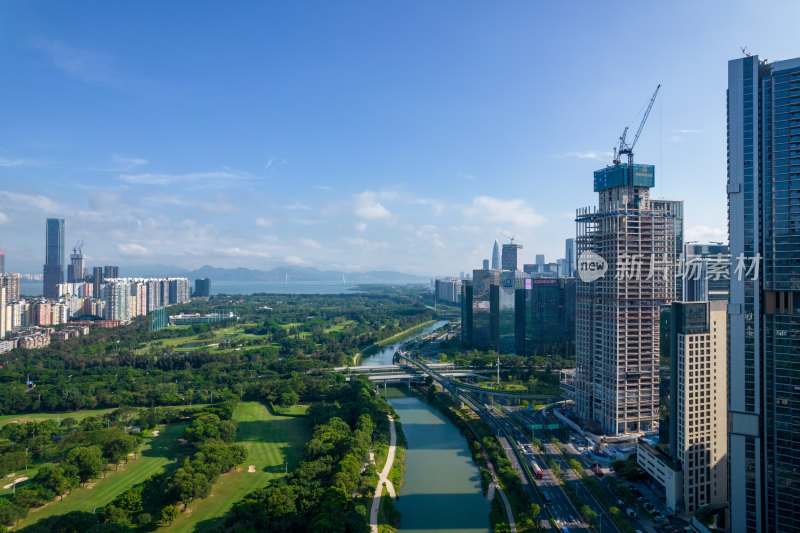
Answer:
(92, 267, 104, 298)
(491, 240, 501, 270)
(43, 218, 65, 299)
(574, 162, 678, 434)
(652, 199, 684, 299)
(68, 243, 85, 283)
(194, 277, 211, 298)
(501, 243, 522, 271)
(535, 254, 545, 267)
(565, 238, 575, 278)
(0, 252, 5, 275)
(683, 243, 729, 302)
(728, 54, 800, 533)
(104, 265, 120, 279)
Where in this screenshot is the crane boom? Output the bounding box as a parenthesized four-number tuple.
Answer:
(629, 84, 660, 151)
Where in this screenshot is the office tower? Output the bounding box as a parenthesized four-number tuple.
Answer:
(497, 271, 516, 353)
(92, 267, 104, 298)
(482, 259, 489, 270)
(669, 301, 728, 514)
(0, 274, 20, 303)
(491, 240, 501, 270)
(652, 199, 684, 299)
(104, 265, 120, 279)
(461, 281, 473, 348)
(0, 252, 4, 274)
(501, 243, 522, 271)
(42, 218, 65, 299)
(565, 238, 576, 277)
(728, 54, 800, 533)
(684, 243, 730, 302)
(535, 254, 545, 267)
(194, 277, 211, 298)
(574, 162, 678, 434)
(471, 268, 498, 350)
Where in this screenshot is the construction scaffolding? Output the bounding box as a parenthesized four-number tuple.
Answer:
(575, 165, 678, 435)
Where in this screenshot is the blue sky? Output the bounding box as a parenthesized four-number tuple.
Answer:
(1, 1, 798, 276)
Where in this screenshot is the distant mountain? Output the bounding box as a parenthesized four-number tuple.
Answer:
(119, 264, 430, 284)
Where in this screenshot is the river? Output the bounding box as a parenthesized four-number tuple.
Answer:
(359, 319, 490, 533)
(358, 320, 450, 366)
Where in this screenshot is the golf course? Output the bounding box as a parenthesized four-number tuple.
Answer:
(157, 401, 310, 532)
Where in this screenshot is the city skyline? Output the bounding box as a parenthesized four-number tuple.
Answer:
(3, 2, 800, 275)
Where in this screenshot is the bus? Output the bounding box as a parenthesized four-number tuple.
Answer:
(530, 459, 544, 479)
(542, 491, 552, 504)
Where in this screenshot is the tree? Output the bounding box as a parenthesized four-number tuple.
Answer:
(67, 446, 105, 484)
(280, 391, 299, 408)
(103, 436, 138, 468)
(101, 505, 131, 527)
(160, 505, 179, 525)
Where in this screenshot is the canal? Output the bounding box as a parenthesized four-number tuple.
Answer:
(358, 319, 450, 366)
(359, 319, 490, 533)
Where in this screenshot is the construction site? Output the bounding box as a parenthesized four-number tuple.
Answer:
(573, 86, 681, 436)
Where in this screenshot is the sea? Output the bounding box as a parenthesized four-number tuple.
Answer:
(19, 279, 370, 297)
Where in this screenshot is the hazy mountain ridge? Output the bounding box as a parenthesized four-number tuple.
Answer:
(117, 264, 430, 283)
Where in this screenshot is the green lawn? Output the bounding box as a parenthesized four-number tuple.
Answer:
(12, 423, 187, 529)
(0, 408, 118, 428)
(163, 402, 311, 532)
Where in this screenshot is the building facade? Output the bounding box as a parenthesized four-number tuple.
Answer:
(728, 54, 800, 532)
(501, 243, 522, 272)
(574, 163, 679, 434)
(42, 218, 65, 299)
(491, 240, 501, 270)
(669, 301, 727, 514)
(684, 243, 730, 302)
(194, 277, 211, 298)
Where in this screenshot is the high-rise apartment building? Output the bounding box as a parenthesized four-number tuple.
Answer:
(501, 243, 522, 271)
(491, 240, 501, 270)
(728, 54, 800, 532)
(0, 252, 5, 275)
(43, 218, 65, 299)
(574, 163, 678, 434)
(0, 274, 20, 303)
(0, 287, 6, 339)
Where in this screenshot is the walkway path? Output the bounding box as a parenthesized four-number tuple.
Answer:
(370, 415, 397, 533)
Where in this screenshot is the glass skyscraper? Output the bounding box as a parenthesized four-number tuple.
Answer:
(42, 218, 65, 299)
(728, 54, 800, 532)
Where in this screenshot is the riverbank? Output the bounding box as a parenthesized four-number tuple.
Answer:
(375, 320, 438, 347)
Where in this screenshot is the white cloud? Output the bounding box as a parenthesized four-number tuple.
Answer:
(285, 255, 310, 265)
(255, 217, 273, 227)
(0, 212, 8, 224)
(264, 155, 288, 170)
(557, 150, 613, 161)
(685, 225, 727, 242)
(300, 238, 323, 249)
(119, 170, 247, 185)
(117, 243, 149, 256)
(413, 198, 444, 215)
(0, 191, 61, 212)
(286, 203, 311, 211)
(216, 247, 271, 258)
(0, 157, 28, 167)
(355, 222, 367, 232)
(463, 196, 547, 229)
(314, 185, 334, 191)
(673, 129, 702, 134)
(355, 191, 391, 219)
(111, 155, 147, 170)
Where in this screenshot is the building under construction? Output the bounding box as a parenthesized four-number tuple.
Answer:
(574, 162, 680, 434)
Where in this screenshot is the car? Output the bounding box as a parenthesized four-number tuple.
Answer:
(616, 499, 625, 507)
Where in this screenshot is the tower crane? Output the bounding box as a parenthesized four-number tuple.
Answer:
(499, 231, 516, 244)
(72, 240, 85, 255)
(613, 84, 661, 185)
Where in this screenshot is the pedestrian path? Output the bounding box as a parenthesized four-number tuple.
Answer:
(370, 415, 397, 533)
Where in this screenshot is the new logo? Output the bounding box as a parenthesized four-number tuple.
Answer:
(577, 251, 607, 283)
